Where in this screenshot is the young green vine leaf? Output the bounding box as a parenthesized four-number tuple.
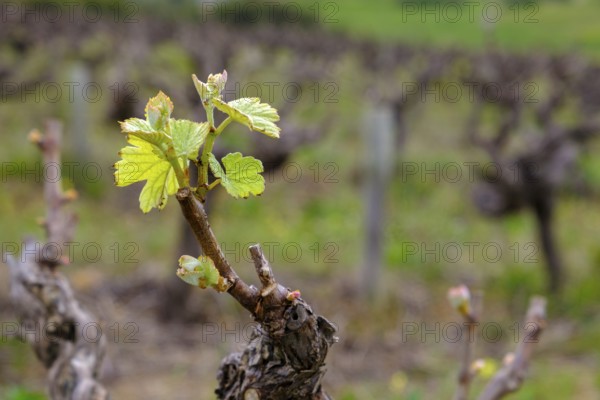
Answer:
(114, 92, 208, 212)
(114, 136, 181, 213)
(171, 119, 210, 160)
(213, 97, 281, 138)
(114, 72, 281, 213)
(209, 152, 265, 198)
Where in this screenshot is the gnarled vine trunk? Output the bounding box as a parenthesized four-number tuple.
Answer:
(6, 121, 109, 400)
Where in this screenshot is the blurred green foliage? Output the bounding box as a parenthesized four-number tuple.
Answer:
(4, 387, 46, 400)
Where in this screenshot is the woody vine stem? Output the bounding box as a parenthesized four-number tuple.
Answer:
(114, 71, 337, 399)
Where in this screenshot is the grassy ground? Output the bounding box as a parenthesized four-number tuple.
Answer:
(314, 0, 600, 59)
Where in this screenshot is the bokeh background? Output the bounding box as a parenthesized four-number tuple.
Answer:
(1, 0, 600, 398)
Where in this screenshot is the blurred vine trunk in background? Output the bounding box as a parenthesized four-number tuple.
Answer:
(533, 197, 562, 293)
(361, 103, 395, 298)
(7, 121, 109, 399)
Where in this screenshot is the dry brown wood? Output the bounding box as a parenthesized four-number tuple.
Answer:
(477, 297, 547, 400)
(7, 120, 108, 400)
(176, 187, 337, 399)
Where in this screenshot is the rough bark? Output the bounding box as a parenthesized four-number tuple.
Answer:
(8, 251, 109, 400)
(6, 120, 108, 400)
(176, 188, 337, 399)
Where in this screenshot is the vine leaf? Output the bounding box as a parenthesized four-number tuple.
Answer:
(177, 255, 224, 290)
(170, 119, 209, 160)
(209, 152, 265, 198)
(213, 97, 281, 138)
(119, 118, 167, 149)
(115, 92, 209, 213)
(114, 136, 181, 213)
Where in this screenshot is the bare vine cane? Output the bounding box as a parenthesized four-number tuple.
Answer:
(449, 286, 547, 400)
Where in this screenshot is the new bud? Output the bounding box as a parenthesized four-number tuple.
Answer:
(286, 290, 301, 301)
(192, 70, 228, 103)
(502, 352, 515, 366)
(470, 358, 486, 375)
(28, 129, 42, 144)
(448, 285, 471, 317)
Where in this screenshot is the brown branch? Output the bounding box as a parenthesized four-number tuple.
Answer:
(176, 187, 259, 314)
(176, 191, 336, 399)
(249, 244, 278, 297)
(477, 297, 547, 400)
(7, 119, 108, 399)
(8, 250, 109, 400)
(453, 292, 482, 400)
(174, 190, 290, 320)
(466, 95, 522, 168)
(31, 120, 78, 267)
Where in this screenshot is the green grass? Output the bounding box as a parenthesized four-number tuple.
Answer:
(2, 387, 46, 400)
(310, 0, 600, 59)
